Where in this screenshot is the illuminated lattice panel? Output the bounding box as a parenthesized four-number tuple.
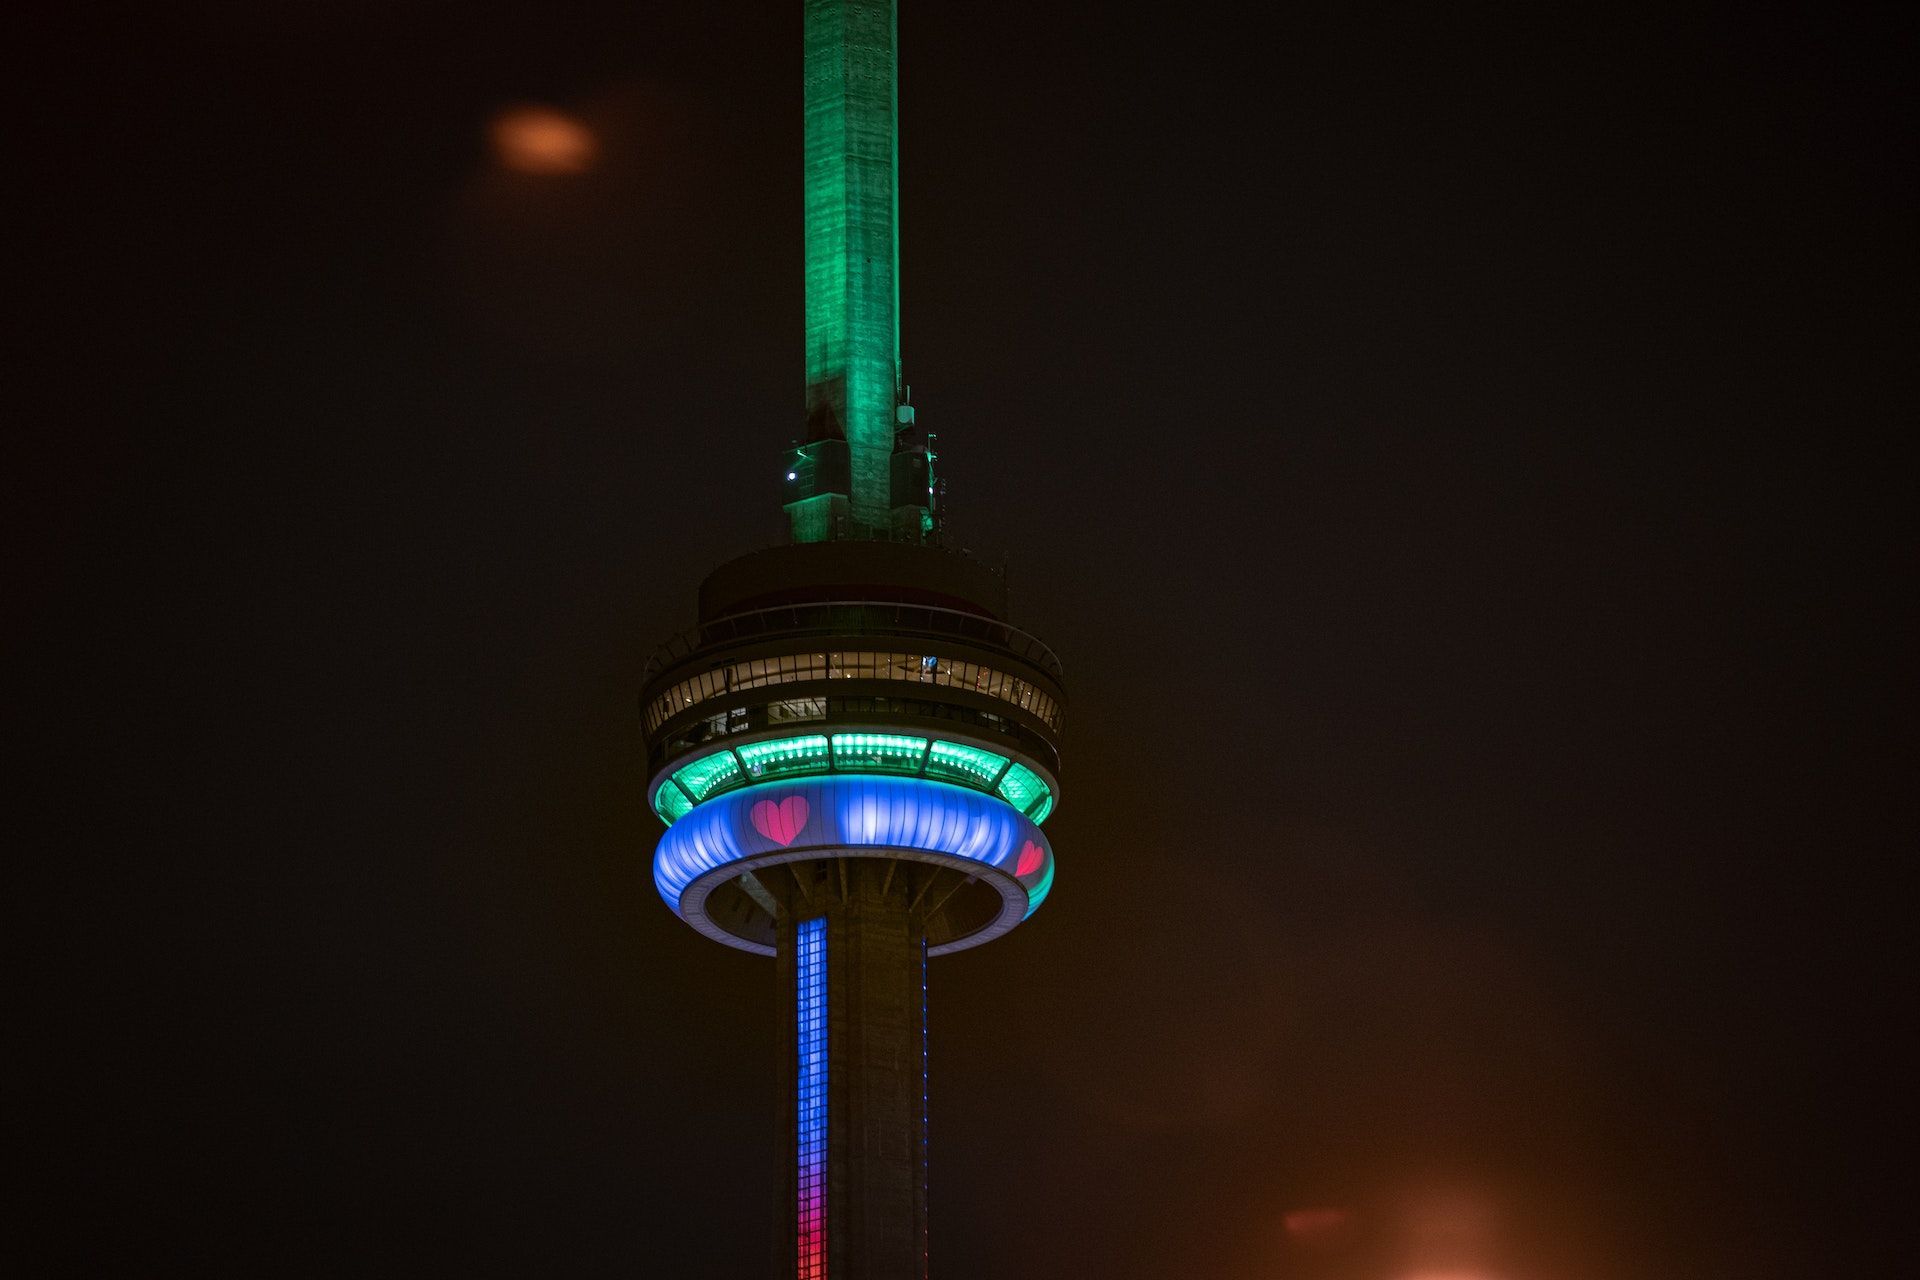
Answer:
(831, 732, 927, 773)
(922, 740, 1007, 789)
(740, 734, 832, 781)
(675, 750, 742, 803)
(996, 761, 1050, 818)
(654, 782, 694, 824)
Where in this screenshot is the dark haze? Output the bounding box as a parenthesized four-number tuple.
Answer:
(20, 2, 1908, 1276)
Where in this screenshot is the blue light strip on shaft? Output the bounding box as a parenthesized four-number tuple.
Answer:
(797, 917, 827, 1276)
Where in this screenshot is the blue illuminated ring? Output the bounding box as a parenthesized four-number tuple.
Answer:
(654, 775, 1056, 956)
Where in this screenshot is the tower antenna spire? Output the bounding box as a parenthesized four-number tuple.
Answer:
(788, 0, 932, 544)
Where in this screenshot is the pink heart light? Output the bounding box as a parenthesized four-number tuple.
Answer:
(1015, 840, 1045, 878)
(749, 795, 810, 847)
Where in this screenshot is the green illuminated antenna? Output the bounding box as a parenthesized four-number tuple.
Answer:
(787, 0, 935, 544)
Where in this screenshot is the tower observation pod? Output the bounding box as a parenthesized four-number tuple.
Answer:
(640, 3, 1064, 1276)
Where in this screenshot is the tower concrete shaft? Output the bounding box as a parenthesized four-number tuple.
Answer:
(778, 861, 930, 1279)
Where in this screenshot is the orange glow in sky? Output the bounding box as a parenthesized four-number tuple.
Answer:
(489, 105, 597, 174)
(1283, 1207, 1354, 1244)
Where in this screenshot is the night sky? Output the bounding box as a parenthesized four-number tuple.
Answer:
(26, 2, 1909, 1276)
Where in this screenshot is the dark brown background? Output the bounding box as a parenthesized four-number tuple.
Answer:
(18, 2, 1908, 1275)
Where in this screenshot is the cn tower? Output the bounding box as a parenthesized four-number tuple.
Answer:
(640, 3, 1064, 1277)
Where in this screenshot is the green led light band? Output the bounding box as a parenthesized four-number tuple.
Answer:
(658, 731, 1054, 828)
(1023, 855, 1056, 918)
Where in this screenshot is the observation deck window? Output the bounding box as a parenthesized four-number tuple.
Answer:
(644, 649, 1061, 735)
(768, 697, 827, 725)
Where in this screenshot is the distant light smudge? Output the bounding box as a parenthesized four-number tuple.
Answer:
(490, 105, 597, 174)
(1284, 1206, 1354, 1245)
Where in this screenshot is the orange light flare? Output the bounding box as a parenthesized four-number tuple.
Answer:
(1283, 1207, 1356, 1247)
(489, 105, 598, 175)
(1397, 1190, 1506, 1280)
